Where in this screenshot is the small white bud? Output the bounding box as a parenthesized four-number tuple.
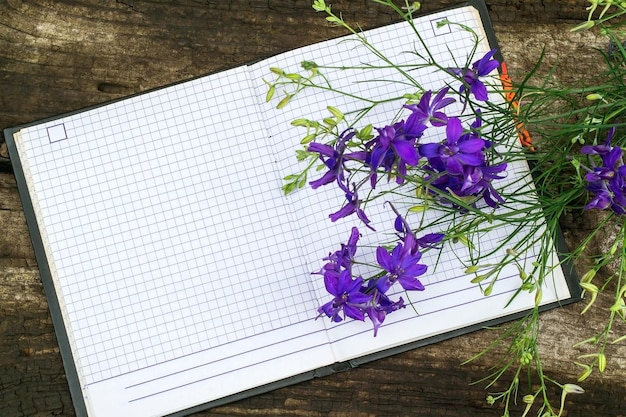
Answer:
(563, 383, 585, 394)
(586, 93, 603, 101)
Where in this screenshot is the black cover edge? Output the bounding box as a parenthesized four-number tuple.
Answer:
(3, 126, 89, 417)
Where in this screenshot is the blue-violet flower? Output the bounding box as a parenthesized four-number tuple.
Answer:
(449, 49, 500, 101)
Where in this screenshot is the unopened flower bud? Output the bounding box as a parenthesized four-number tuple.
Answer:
(586, 93, 603, 101)
(577, 366, 592, 382)
(465, 265, 479, 274)
(580, 281, 598, 294)
(598, 353, 606, 372)
(581, 269, 596, 283)
(563, 383, 585, 394)
(471, 274, 488, 284)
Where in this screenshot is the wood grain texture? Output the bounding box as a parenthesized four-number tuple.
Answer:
(1, 1, 625, 416)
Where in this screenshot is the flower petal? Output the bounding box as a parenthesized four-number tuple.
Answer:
(458, 138, 486, 153)
(446, 117, 464, 143)
(393, 139, 419, 165)
(376, 246, 393, 271)
(419, 143, 440, 158)
(470, 80, 489, 101)
(343, 304, 366, 321)
(398, 276, 426, 291)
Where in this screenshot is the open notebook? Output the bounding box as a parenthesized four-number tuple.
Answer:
(5, 1, 580, 416)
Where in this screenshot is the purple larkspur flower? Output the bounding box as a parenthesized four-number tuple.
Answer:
(360, 279, 406, 336)
(449, 49, 500, 101)
(424, 161, 507, 209)
(581, 128, 616, 157)
(415, 115, 507, 208)
(581, 128, 626, 214)
(329, 185, 373, 229)
(314, 221, 433, 335)
(460, 163, 508, 207)
(414, 232, 446, 251)
(393, 213, 445, 254)
(316, 226, 360, 273)
(365, 119, 426, 187)
(404, 87, 455, 127)
(585, 183, 624, 213)
(419, 117, 487, 175)
(375, 232, 427, 292)
(318, 270, 373, 322)
(308, 129, 359, 192)
(370, 122, 421, 167)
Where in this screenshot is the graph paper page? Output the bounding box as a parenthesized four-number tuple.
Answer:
(252, 5, 573, 360)
(12, 66, 334, 417)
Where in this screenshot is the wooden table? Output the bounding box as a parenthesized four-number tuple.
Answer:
(1, 1, 624, 416)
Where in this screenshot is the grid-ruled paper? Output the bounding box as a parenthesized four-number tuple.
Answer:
(9, 5, 573, 417)
(14, 65, 335, 417)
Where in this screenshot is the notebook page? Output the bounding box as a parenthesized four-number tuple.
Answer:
(251, 6, 573, 360)
(12, 66, 334, 417)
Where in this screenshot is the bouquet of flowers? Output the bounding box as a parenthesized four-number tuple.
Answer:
(265, 0, 626, 415)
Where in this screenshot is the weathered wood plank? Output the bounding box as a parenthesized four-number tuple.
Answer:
(0, 265, 74, 416)
(1, 1, 624, 416)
